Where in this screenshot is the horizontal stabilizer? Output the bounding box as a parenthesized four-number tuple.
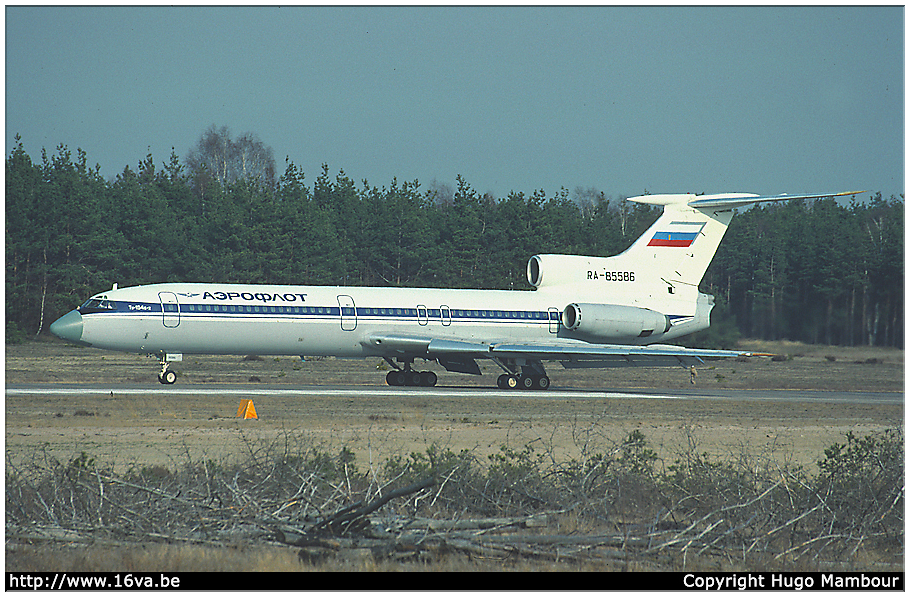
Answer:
(686, 191, 864, 210)
(627, 191, 863, 210)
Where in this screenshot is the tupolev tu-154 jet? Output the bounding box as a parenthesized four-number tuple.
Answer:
(50, 191, 858, 389)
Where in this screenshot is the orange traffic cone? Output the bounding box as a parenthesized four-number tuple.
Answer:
(237, 399, 258, 419)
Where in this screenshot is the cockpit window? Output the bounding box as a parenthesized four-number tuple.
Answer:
(79, 297, 115, 314)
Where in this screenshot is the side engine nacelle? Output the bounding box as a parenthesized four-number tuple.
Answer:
(562, 303, 671, 341)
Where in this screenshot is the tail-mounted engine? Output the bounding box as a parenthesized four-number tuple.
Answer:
(528, 254, 617, 288)
(562, 303, 671, 341)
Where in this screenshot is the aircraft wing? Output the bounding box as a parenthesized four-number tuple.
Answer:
(489, 342, 753, 368)
(363, 333, 755, 371)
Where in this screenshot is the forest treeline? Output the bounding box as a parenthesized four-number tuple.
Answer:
(5, 136, 904, 347)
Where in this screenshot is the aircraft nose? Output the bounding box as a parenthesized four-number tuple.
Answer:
(49, 310, 87, 345)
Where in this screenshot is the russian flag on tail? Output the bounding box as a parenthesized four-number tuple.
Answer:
(647, 222, 706, 247)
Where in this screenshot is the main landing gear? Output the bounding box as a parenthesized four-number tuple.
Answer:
(384, 358, 438, 387)
(381, 357, 550, 390)
(386, 369, 438, 387)
(496, 373, 550, 390)
(494, 359, 550, 390)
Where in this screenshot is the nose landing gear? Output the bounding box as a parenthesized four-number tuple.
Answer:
(156, 353, 181, 384)
(158, 362, 177, 384)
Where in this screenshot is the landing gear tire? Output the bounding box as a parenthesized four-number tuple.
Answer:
(420, 371, 438, 387)
(387, 370, 437, 387)
(156, 357, 178, 385)
(498, 373, 548, 390)
(498, 374, 519, 389)
(387, 371, 406, 386)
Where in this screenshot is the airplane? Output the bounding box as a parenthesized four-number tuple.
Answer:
(49, 191, 859, 389)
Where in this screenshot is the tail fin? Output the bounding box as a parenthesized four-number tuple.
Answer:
(621, 191, 861, 299)
(620, 194, 735, 298)
(528, 194, 732, 294)
(529, 192, 861, 297)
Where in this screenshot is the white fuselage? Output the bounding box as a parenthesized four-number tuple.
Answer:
(75, 282, 701, 358)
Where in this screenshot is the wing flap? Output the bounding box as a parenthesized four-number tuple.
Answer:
(491, 342, 751, 369)
(490, 342, 750, 360)
(560, 355, 703, 368)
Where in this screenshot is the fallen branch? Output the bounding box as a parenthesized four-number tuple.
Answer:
(294, 476, 437, 538)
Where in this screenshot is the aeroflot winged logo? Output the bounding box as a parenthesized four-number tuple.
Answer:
(647, 221, 707, 247)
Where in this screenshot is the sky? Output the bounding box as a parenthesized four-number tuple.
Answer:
(5, 5, 904, 201)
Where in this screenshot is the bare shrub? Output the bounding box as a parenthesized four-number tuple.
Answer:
(6, 426, 903, 570)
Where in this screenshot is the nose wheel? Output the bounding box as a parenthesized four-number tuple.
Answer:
(158, 360, 177, 384)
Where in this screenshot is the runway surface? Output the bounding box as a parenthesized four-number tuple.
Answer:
(6, 383, 902, 405)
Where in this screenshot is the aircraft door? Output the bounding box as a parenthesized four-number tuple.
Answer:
(440, 305, 451, 326)
(417, 305, 429, 326)
(548, 307, 560, 333)
(338, 295, 357, 331)
(159, 292, 180, 328)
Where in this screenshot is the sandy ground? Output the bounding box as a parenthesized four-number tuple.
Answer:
(5, 340, 903, 474)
